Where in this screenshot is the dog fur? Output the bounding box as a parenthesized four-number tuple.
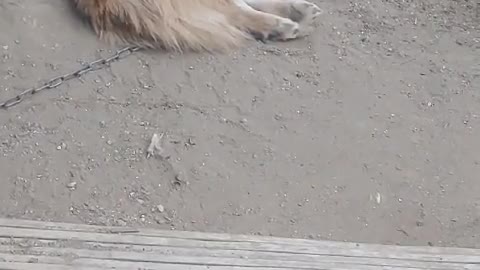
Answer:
(72, 0, 322, 51)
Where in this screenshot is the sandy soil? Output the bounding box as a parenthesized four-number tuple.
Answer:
(1, 0, 479, 248)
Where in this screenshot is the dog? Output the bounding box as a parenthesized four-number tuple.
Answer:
(72, 0, 322, 51)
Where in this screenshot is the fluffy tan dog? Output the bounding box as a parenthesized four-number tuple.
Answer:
(73, 0, 322, 51)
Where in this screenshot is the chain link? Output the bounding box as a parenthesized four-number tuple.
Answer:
(0, 46, 140, 109)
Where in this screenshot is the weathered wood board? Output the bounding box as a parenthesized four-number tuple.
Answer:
(0, 218, 479, 269)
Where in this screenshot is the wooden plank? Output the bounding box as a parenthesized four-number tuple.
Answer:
(1, 244, 471, 269)
(0, 226, 477, 264)
(1, 239, 468, 268)
(0, 218, 470, 255)
(0, 218, 479, 269)
(0, 218, 472, 255)
(1, 218, 478, 258)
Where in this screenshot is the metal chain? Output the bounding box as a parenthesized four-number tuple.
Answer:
(0, 46, 141, 109)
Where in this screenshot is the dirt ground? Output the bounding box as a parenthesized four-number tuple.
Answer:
(1, 0, 479, 249)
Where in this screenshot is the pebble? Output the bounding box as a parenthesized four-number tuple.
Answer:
(66, 182, 77, 190)
(175, 172, 185, 182)
(375, 192, 382, 204)
(156, 204, 165, 213)
(57, 142, 66, 150)
(116, 219, 127, 227)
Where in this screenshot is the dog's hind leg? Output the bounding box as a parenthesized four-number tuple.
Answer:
(244, 0, 322, 36)
(227, 0, 301, 42)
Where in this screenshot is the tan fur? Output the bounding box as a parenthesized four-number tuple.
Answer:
(73, 0, 322, 52)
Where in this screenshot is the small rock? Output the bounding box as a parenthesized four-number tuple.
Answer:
(173, 172, 187, 189)
(116, 219, 127, 227)
(156, 204, 165, 213)
(175, 172, 185, 182)
(187, 138, 196, 146)
(154, 216, 166, 224)
(375, 192, 382, 204)
(66, 182, 77, 190)
(57, 142, 66, 150)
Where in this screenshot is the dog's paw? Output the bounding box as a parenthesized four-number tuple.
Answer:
(290, 0, 323, 22)
(288, 0, 322, 36)
(251, 17, 300, 42)
(269, 17, 300, 41)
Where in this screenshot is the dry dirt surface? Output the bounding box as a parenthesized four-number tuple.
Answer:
(1, 0, 479, 248)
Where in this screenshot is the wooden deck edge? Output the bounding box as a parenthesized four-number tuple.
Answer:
(0, 218, 479, 270)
